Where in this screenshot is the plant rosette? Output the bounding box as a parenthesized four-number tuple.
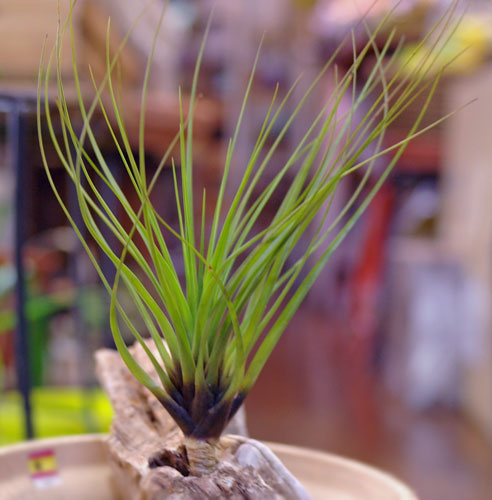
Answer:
(36, 0, 464, 498)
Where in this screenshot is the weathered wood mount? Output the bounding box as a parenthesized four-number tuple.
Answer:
(95, 343, 310, 499)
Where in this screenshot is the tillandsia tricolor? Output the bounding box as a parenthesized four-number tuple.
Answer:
(38, 0, 466, 475)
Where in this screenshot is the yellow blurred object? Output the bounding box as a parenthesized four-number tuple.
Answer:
(395, 15, 492, 77)
(291, 0, 318, 10)
(0, 388, 112, 446)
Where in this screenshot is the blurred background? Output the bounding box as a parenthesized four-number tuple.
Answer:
(1, 0, 492, 498)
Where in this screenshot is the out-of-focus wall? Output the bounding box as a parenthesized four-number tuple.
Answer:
(442, 65, 492, 439)
(0, 0, 159, 87)
(0, 0, 82, 81)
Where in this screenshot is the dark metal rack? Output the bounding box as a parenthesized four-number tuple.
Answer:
(1, 90, 38, 439)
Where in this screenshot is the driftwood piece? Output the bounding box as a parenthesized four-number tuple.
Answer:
(95, 343, 310, 499)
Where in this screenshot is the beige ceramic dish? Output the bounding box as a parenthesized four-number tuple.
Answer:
(0, 434, 417, 500)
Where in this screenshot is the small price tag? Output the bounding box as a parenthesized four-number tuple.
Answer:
(28, 449, 62, 489)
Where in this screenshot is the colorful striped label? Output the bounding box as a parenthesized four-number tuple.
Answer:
(28, 449, 61, 489)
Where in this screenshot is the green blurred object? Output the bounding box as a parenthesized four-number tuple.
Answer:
(0, 292, 69, 387)
(0, 387, 113, 445)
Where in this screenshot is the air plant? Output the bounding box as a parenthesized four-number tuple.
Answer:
(38, 0, 463, 477)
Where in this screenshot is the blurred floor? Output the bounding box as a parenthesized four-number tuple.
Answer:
(245, 306, 492, 500)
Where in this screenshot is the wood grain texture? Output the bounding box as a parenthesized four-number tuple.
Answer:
(94, 342, 310, 499)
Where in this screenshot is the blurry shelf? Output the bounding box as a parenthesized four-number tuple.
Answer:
(115, 89, 225, 174)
